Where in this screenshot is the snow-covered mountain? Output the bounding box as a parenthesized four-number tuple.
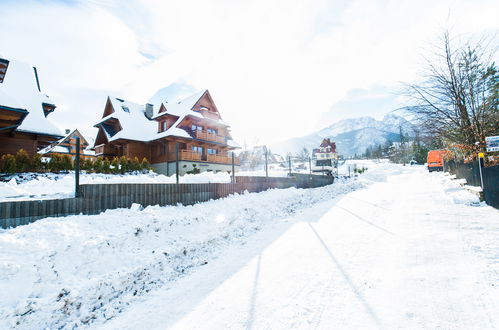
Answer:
(270, 114, 415, 157)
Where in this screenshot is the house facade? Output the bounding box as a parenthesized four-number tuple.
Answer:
(0, 57, 63, 157)
(38, 129, 95, 160)
(93, 90, 240, 175)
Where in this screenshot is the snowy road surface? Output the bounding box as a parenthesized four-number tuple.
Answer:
(1, 163, 498, 329)
(98, 164, 499, 330)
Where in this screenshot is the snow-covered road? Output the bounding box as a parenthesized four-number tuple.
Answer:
(98, 164, 499, 330)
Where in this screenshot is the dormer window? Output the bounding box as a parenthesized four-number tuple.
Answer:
(0, 59, 9, 83)
(42, 103, 56, 117)
(159, 120, 168, 132)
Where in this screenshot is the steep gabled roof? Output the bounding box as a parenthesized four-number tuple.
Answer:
(38, 129, 93, 156)
(94, 90, 235, 144)
(94, 97, 157, 142)
(0, 58, 62, 137)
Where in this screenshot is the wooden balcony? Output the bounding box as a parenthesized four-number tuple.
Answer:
(207, 154, 240, 165)
(195, 130, 226, 144)
(168, 150, 201, 161)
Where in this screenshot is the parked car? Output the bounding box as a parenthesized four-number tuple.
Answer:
(427, 150, 444, 172)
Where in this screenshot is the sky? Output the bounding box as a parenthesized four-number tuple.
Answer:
(0, 0, 497, 146)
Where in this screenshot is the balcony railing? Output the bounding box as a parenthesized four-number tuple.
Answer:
(207, 154, 240, 165)
(195, 130, 226, 144)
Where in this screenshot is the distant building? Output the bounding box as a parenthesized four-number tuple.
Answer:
(312, 138, 338, 175)
(0, 57, 63, 157)
(93, 90, 240, 175)
(38, 129, 95, 160)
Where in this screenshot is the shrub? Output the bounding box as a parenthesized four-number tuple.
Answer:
(186, 164, 200, 174)
(130, 157, 141, 172)
(31, 154, 45, 172)
(141, 158, 151, 172)
(81, 158, 94, 172)
(102, 158, 111, 173)
(1, 154, 16, 173)
(60, 155, 73, 171)
(49, 154, 62, 172)
(111, 157, 120, 174)
(94, 158, 103, 173)
(119, 156, 128, 174)
(15, 149, 31, 172)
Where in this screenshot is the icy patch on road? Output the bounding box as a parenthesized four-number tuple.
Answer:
(0, 177, 364, 329)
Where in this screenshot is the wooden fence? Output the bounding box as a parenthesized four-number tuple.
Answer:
(0, 174, 333, 229)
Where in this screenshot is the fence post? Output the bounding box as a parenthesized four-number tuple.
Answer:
(232, 152, 235, 183)
(175, 142, 179, 184)
(75, 137, 80, 198)
(478, 153, 484, 189)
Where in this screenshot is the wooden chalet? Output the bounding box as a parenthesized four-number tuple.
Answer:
(38, 129, 95, 160)
(93, 90, 240, 175)
(0, 57, 63, 157)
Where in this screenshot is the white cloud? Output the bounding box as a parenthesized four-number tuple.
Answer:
(0, 0, 497, 145)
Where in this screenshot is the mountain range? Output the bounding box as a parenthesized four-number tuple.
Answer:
(270, 114, 415, 157)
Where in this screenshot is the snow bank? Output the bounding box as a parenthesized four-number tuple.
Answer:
(0, 177, 364, 329)
(433, 172, 482, 205)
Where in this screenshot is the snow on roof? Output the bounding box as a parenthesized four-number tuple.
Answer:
(95, 97, 158, 142)
(95, 90, 237, 145)
(0, 58, 62, 136)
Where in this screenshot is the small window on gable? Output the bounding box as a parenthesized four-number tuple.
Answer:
(200, 106, 209, 111)
(159, 120, 168, 132)
(122, 106, 130, 113)
(0, 59, 9, 83)
(42, 103, 56, 117)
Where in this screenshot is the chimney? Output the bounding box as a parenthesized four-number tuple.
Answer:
(145, 103, 153, 119)
(65, 129, 71, 134)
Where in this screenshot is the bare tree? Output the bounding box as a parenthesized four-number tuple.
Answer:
(403, 31, 498, 153)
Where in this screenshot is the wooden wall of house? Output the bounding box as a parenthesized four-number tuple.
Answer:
(125, 141, 151, 161)
(0, 133, 58, 157)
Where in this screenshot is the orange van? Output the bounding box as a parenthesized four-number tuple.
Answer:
(427, 150, 444, 172)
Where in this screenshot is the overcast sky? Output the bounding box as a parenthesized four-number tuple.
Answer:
(0, 0, 497, 146)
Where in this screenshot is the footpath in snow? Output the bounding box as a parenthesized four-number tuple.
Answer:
(1, 162, 498, 329)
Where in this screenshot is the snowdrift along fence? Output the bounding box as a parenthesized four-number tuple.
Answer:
(445, 160, 499, 209)
(0, 174, 333, 228)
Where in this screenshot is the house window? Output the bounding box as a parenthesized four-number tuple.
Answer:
(159, 120, 168, 132)
(207, 128, 218, 135)
(122, 106, 130, 113)
(191, 124, 203, 131)
(192, 146, 203, 154)
(207, 148, 217, 155)
(200, 106, 209, 111)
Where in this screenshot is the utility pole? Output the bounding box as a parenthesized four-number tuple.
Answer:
(288, 156, 292, 176)
(309, 156, 312, 175)
(75, 137, 80, 197)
